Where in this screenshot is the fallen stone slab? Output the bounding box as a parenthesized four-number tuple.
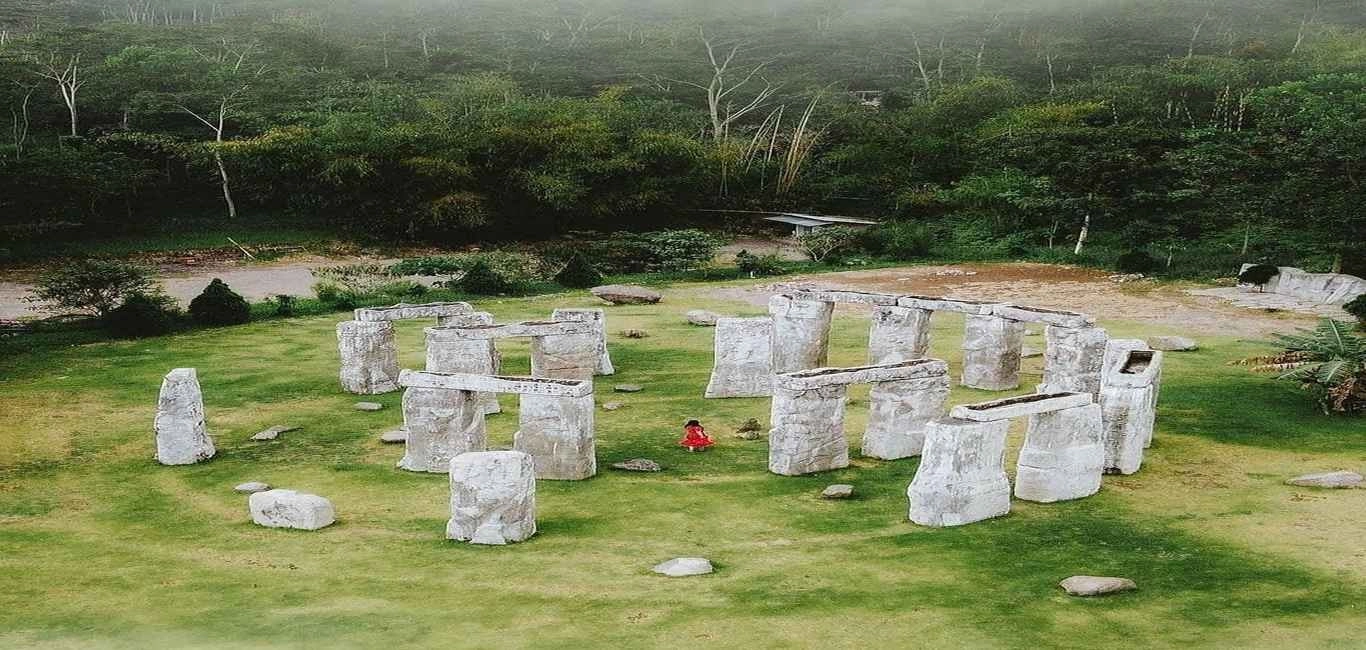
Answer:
(1059, 576, 1137, 597)
(613, 384, 644, 393)
(1148, 335, 1198, 351)
(379, 429, 407, 444)
(652, 557, 713, 577)
(821, 484, 855, 499)
(249, 489, 336, 531)
(1286, 471, 1363, 489)
(611, 458, 661, 472)
(734, 430, 762, 441)
(354, 402, 384, 412)
(602, 401, 625, 411)
(949, 392, 1093, 422)
(736, 418, 763, 433)
(234, 481, 271, 494)
(250, 425, 299, 441)
(686, 310, 723, 326)
(591, 284, 662, 305)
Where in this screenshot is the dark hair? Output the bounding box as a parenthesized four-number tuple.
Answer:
(685, 419, 701, 427)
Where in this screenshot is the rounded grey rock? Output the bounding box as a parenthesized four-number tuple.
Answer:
(652, 557, 713, 577)
(611, 458, 661, 472)
(821, 484, 855, 499)
(1286, 471, 1362, 489)
(613, 384, 644, 393)
(686, 310, 723, 326)
(354, 402, 384, 412)
(379, 429, 407, 444)
(1060, 575, 1136, 596)
(234, 481, 271, 494)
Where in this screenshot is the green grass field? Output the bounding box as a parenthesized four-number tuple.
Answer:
(2, 277, 1364, 648)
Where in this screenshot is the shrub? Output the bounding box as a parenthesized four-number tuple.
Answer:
(735, 250, 785, 277)
(1238, 264, 1280, 290)
(459, 260, 512, 295)
(796, 226, 860, 263)
(572, 230, 722, 273)
(1115, 250, 1157, 274)
(26, 259, 155, 317)
(554, 252, 603, 288)
(1345, 294, 1366, 329)
(272, 294, 297, 317)
(1237, 318, 1366, 414)
(378, 280, 429, 298)
(188, 279, 251, 326)
(860, 222, 932, 260)
(104, 292, 179, 338)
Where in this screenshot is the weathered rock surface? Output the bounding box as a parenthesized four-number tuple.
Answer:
(769, 295, 833, 373)
(1060, 576, 1137, 596)
(613, 384, 643, 393)
(1100, 349, 1163, 475)
(652, 557, 713, 577)
(250, 425, 298, 441)
(602, 401, 625, 411)
(234, 481, 270, 494)
(249, 489, 336, 531)
(379, 429, 407, 444)
(355, 301, 472, 322)
(951, 392, 1092, 422)
(821, 484, 855, 499)
(425, 312, 502, 415)
(398, 387, 486, 473)
(1286, 471, 1363, 489)
(612, 458, 661, 472)
(867, 305, 932, 365)
(514, 393, 596, 480)
(1021, 346, 1043, 358)
(862, 373, 950, 460)
(337, 320, 400, 394)
(447, 451, 537, 545)
(552, 308, 614, 376)
(354, 402, 384, 411)
(769, 384, 848, 476)
(1039, 325, 1108, 396)
(961, 314, 1025, 390)
(907, 418, 1011, 527)
(1147, 335, 1198, 351)
(154, 368, 215, 466)
(686, 310, 723, 326)
(590, 284, 662, 305)
(1015, 404, 1105, 503)
(703, 317, 774, 399)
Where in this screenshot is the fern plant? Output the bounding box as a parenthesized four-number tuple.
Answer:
(1235, 318, 1366, 414)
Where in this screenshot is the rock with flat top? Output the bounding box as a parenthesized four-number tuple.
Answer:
(1060, 575, 1137, 596)
(652, 557, 713, 577)
(602, 401, 625, 411)
(250, 425, 298, 441)
(1147, 336, 1198, 351)
(379, 429, 407, 444)
(447, 451, 537, 545)
(1286, 471, 1362, 489)
(612, 458, 661, 472)
(234, 481, 270, 494)
(591, 285, 662, 305)
(821, 484, 854, 499)
(614, 384, 643, 393)
(686, 310, 723, 326)
(620, 329, 649, 339)
(249, 489, 335, 530)
(354, 402, 384, 412)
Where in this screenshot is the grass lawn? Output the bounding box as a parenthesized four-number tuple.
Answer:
(1, 275, 1363, 648)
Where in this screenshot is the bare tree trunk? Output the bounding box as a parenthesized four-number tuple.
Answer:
(1045, 53, 1057, 94)
(1241, 221, 1250, 255)
(214, 148, 237, 219)
(1073, 212, 1089, 255)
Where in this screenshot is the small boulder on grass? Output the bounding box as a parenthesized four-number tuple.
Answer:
(621, 329, 649, 339)
(591, 285, 662, 305)
(652, 557, 713, 577)
(821, 484, 854, 499)
(1286, 471, 1362, 489)
(355, 402, 384, 412)
(1060, 576, 1137, 597)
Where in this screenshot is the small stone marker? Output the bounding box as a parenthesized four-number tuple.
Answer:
(686, 310, 722, 326)
(1147, 335, 1198, 351)
(602, 401, 625, 411)
(154, 368, 215, 466)
(620, 329, 649, 339)
(249, 489, 336, 531)
(613, 384, 643, 393)
(1286, 471, 1362, 489)
(612, 458, 661, 472)
(821, 484, 855, 499)
(591, 284, 663, 305)
(652, 557, 713, 577)
(250, 425, 298, 441)
(354, 401, 384, 411)
(1059, 576, 1137, 596)
(234, 481, 270, 494)
(379, 429, 407, 444)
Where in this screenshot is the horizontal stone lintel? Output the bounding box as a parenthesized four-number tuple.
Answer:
(355, 302, 473, 322)
(991, 305, 1095, 328)
(775, 359, 949, 389)
(896, 295, 1001, 315)
(950, 391, 1093, 421)
(424, 320, 595, 340)
(792, 289, 902, 306)
(398, 370, 593, 397)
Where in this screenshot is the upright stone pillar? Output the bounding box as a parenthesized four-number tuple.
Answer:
(427, 313, 501, 415)
(399, 387, 487, 473)
(1100, 349, 1163, 475)
(907, 418, 1011, 527)
(530, 333, 599, 381)
(1039, 325, 1109, 397)
(447, 451, 537, 545)
(768, 295, 833, 373)
(552, 308, 614, 376)
(514, 393, 596, 480)
(868, 305, 933, 365)
(768, 384, 848, 476)
(337, 320, 399, 394)
(961, 314, 1025, 390)
(154, 368, 215, 465)
(862, 373, 950, 460)
(1015, 403, 1105, 503)
(1104, 339, 1163, 448)
(704, 317, 775, 398)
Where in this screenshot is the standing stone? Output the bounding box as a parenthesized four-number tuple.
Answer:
(1103, 339, 1161, 448)
(154, 368, 215, 465)
(513, 393, 596, 480)
(862, 373, 950, 460)
(961, 314, 1025, 390)
(552, 308, 615, 376)
(337, 320, 400, 394)
(907, 418, 1011, 527)
(248, 489, 335, 530)
(704, 317, 775, 398)
(768, 384, 849, 476)
(1015, 403, 1105, 503)
(768, 295, 834, 373)
(529, 331, 599, 381)
(1100, 350, 1163, 475)
(447, 451, 537, 545)
(426, 314, 502, 415)
(868, 305, 933, 365)
(1039, 325, 1109, 397)
(398, 387, 487, 473)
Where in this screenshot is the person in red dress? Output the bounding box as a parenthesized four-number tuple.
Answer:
(680, 419, 714, 452)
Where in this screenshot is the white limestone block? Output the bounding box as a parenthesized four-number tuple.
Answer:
(552, 308, 615, 376)
(1099, 349, 1163, 474)
(768, 295, 833, 373)
(399, 370, 592, 397)
(154, 368, 215, 465)
(1239, 265, 1366, 305)
(704, 317, 775, 398)
(447, 451, 537, 545)
(992, 305, 1095, 329)
(793, 289, 901, 305)
(960, 314, 1025, 390)
(513, 393, 596, 480)
(897, 295, 999, 315)
(1039, 325, 1109, 397)
(354, 301, 472, 322)
(775, 359, 948, 390)
(868, 305, 932, 365)
(249, 489, 335, 530)
(530, 328, 600, 381)
(862, 374, 950, 460)
(337, 320, 400, 394)
(429, 320, 595, 340)
(1102, 339, 1162, 448)
(425, 313, 501, 415)
(1015, 403, 1105, 502)
(951, 392, 1092, 422)
(768, 384, 849, 476)
(398, 387, 487, 473)
(907, 418, 1011, 527)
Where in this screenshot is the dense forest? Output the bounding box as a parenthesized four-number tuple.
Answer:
(1, 0, 1363, 273)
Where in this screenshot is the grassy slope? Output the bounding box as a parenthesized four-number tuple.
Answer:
(1, 278, 1363, 648)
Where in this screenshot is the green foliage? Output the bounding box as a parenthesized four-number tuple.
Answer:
(1344, 294, 1366, 329)
(553, 252, 603, 288)
(1116, 250, 1158, 274)
(1240, 319, 1366, 414)
(796, 227, 860, 263)
(271, 295, 297, 317)
(103, 292, 179, 338)
(576, 230, 722, 274)
(859, 222, 933, 260)
(458, 261, 512, 295)
(1239, 264, 1281, 287)
(734, 250, 786, 277)
(26, 259, 155, 317)
(188, 279, 251, 326)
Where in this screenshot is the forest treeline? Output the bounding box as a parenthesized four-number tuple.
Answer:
(0, 0, 1363, 273)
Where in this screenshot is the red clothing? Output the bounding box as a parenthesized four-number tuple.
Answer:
(680, 424, 714, 449)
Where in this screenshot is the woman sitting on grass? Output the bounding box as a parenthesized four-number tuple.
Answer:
(680, 419, 714, 452)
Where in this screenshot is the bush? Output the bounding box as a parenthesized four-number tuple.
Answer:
(459, 261, 512, 295)
(860, 222, 932, 260)
(1238, 319, 1366, 414)
(1345, 294, 1366, 329)
(554, 252, 603, 288)
(1115, 250, 1157, 274)
(272, 294, 297, 317)
(573, 230, 722, 273)
(26, 259, 154, 317)
(1238, 263, 1280, 289)
(377, 280, 429, 298)
(105, 292, 179, 338)
(796, 226, 860, 263)
(188, 279, 251, 326)
(735, 249, 786, 277)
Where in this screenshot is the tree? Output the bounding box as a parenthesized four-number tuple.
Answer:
(663, 32, 779, 142)
(34, 53, 85, 136)
(25, 259, 155, 317)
